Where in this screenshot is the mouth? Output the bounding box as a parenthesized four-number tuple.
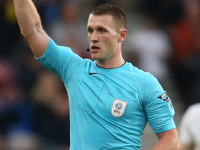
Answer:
(91, 45, 100, 52)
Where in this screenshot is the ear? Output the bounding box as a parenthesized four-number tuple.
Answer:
(118, 29, 128, 42)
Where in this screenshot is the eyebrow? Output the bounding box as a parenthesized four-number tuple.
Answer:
(87, 25, 109, 32)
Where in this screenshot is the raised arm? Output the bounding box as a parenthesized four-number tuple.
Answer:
(13, 0, 50, 58)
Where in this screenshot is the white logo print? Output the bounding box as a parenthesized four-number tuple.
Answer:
(111, 98, 128, 117)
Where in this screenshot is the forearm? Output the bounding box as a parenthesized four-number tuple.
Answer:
(13, 0, 42, 39)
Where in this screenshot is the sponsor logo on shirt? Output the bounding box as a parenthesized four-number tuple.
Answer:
(89, 72, 99, 75)
(111, 98, 128, 117)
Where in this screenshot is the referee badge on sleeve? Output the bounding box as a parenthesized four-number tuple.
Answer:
(158, 93, 174, 109)
(111, 98, 128, 118)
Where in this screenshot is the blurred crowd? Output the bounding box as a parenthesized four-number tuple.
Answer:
(0, 0, 200, 149)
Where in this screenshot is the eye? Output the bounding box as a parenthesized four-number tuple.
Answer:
(99, 29, 105, 33)
(87, 28, 93, 33)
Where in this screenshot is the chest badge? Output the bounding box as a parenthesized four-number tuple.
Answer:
(111, 98, 128, 118)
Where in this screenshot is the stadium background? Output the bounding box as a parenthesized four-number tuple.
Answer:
(0, 0, 199, 149)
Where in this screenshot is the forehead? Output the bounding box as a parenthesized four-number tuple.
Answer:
(87, 14, 116, 29)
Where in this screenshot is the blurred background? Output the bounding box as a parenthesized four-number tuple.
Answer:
(0, 0, 200, 149)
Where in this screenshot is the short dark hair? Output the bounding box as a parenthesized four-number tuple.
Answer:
(90, 3, 127, 30)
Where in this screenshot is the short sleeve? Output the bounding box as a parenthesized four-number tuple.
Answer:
(143, 73, 176, 133)
(35, 38, 83, 82)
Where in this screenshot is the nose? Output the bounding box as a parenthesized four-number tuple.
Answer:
(90, 31, 98, 42)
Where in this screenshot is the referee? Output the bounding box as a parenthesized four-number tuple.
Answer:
(13, 1, 180, 149)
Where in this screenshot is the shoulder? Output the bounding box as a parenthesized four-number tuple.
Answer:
(126, 62, 164, 98)
(126, 62, 153, 79)
(130, 64, 160, 87)
(125, 62, 161, 90)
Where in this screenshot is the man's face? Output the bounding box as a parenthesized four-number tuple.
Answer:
(87, 14, 120, 61)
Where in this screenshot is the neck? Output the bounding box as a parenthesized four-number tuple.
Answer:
(96, 55, 125, 69)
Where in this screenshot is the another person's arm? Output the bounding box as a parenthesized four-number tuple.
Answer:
(13, 0, 50, 57)
(150, 128, 180, 150)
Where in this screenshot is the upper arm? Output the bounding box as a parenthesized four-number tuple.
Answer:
(14, 0, 50, 57)
(156, 128, 179, 140)
(143, 74, 175, 133)
(25, 27, 50, 58)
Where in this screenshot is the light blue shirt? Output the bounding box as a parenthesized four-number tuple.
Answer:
(36, 38, 176, 150)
